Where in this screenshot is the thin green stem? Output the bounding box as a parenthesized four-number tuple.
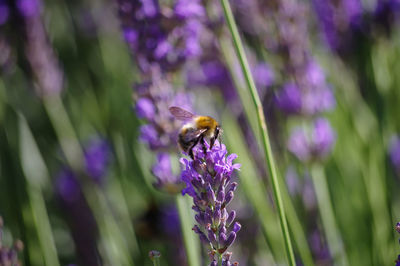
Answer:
(311, 164, 348, 266)
(219, 0, 295, 264)
(176, 196, 201, 266)
(18, 114, 60, 266)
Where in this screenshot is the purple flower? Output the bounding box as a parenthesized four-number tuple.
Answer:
(389, 136, 400, 171)
(0, 0, 9, 25)
(285, 166, 300, 196)
(152, 153, 183, 193)
(180, 140, 240, 262)
(55, 169, 81, 203)
(18, 0, 63, 97)
(252, 62, 274, 90)
(116, 0, 206, 73)
(134, 71, 192, 152)
(84, 138, 111, 183)
(288, 118, 336, 162)
(17, 0, 41, 18)
(174, 0, 205, 19)
(136, 97, 156, 120)
(312, 0, 363, 53)
(276, 62, 335, 116)
(275, 83, 302, 114)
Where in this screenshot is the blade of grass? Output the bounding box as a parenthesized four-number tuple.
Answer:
(219, 0, 295, 264)
(18, 114, 60, 266)
(176, 196, 201, 266)
(311, 163, 348, 266)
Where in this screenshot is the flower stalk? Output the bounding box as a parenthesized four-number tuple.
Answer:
(219, 0, 295, 264)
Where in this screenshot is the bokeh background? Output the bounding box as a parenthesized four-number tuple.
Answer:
(0, 0, 400, 265)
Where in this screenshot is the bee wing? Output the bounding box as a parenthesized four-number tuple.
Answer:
(169, 106, 196, 121)
(181, 128, 207, 142)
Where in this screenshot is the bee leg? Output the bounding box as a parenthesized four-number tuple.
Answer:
(188, 136, 202, 160)
(201, 136, 207, 155)
(210, 127, 220, 149)
(188, 148, 195, 160)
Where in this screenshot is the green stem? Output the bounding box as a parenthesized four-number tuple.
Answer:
(219, 0, 295, 264)
(18, 114, 60, 266)
(310, 164, 348, 266)
(176, 196, 201, 266)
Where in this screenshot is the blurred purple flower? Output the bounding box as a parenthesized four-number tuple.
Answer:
(152, 153, 183, 193)
(389, 136, 400, 171)
(276, 61, 335, 116)
(180, 140, 240, 263)
(309, 229, 331, 262)
(252, 62, 274, 89)
(174, 0, 205, 19)
(117, 0, 206, 73)
(0, 0, 9, 25)
(134, 70, 192, 152)
(136, 97, 156, 120)
(0, 217, 23, 266)
(313, 118, 336, 156)
(275, 83, 302, 114)
(312, 0, 363, 53)
(84, 138, 111, 183)
(56, 169, 81, 203)
(285, 166, 300, 196)
(288, 118, 336, 162)
(18, 0, 63, 97)
(16, 0, 41, 18)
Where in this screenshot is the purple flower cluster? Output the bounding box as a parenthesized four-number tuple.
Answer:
(17, 0, 64, 97)
(116, 0, 201, 192)
(0, 217, 24, 266)
(256, 0, 337, 162)
(272, 4, 335, 116)
(134, 70, 192, 192)
(135, 70, 192, 151)
(275, 61, 335, 116)
(288, 118, 336, 162)
(180, 141, 241, 265)
(312, 0, 363, 54)
(116, 0, 205, 73)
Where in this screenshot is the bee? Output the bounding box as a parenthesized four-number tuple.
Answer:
(169, 106, 221, 160)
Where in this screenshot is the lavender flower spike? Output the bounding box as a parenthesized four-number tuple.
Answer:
(180, 140, 241, 264)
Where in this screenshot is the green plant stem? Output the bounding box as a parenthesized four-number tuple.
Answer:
(18, 115, 60, 266)
(311, 164, 348, 266)
(219, 0, 295, 264)
(176, 196, 201, 266)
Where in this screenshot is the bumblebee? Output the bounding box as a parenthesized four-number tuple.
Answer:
(169, 106, 221, 160)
